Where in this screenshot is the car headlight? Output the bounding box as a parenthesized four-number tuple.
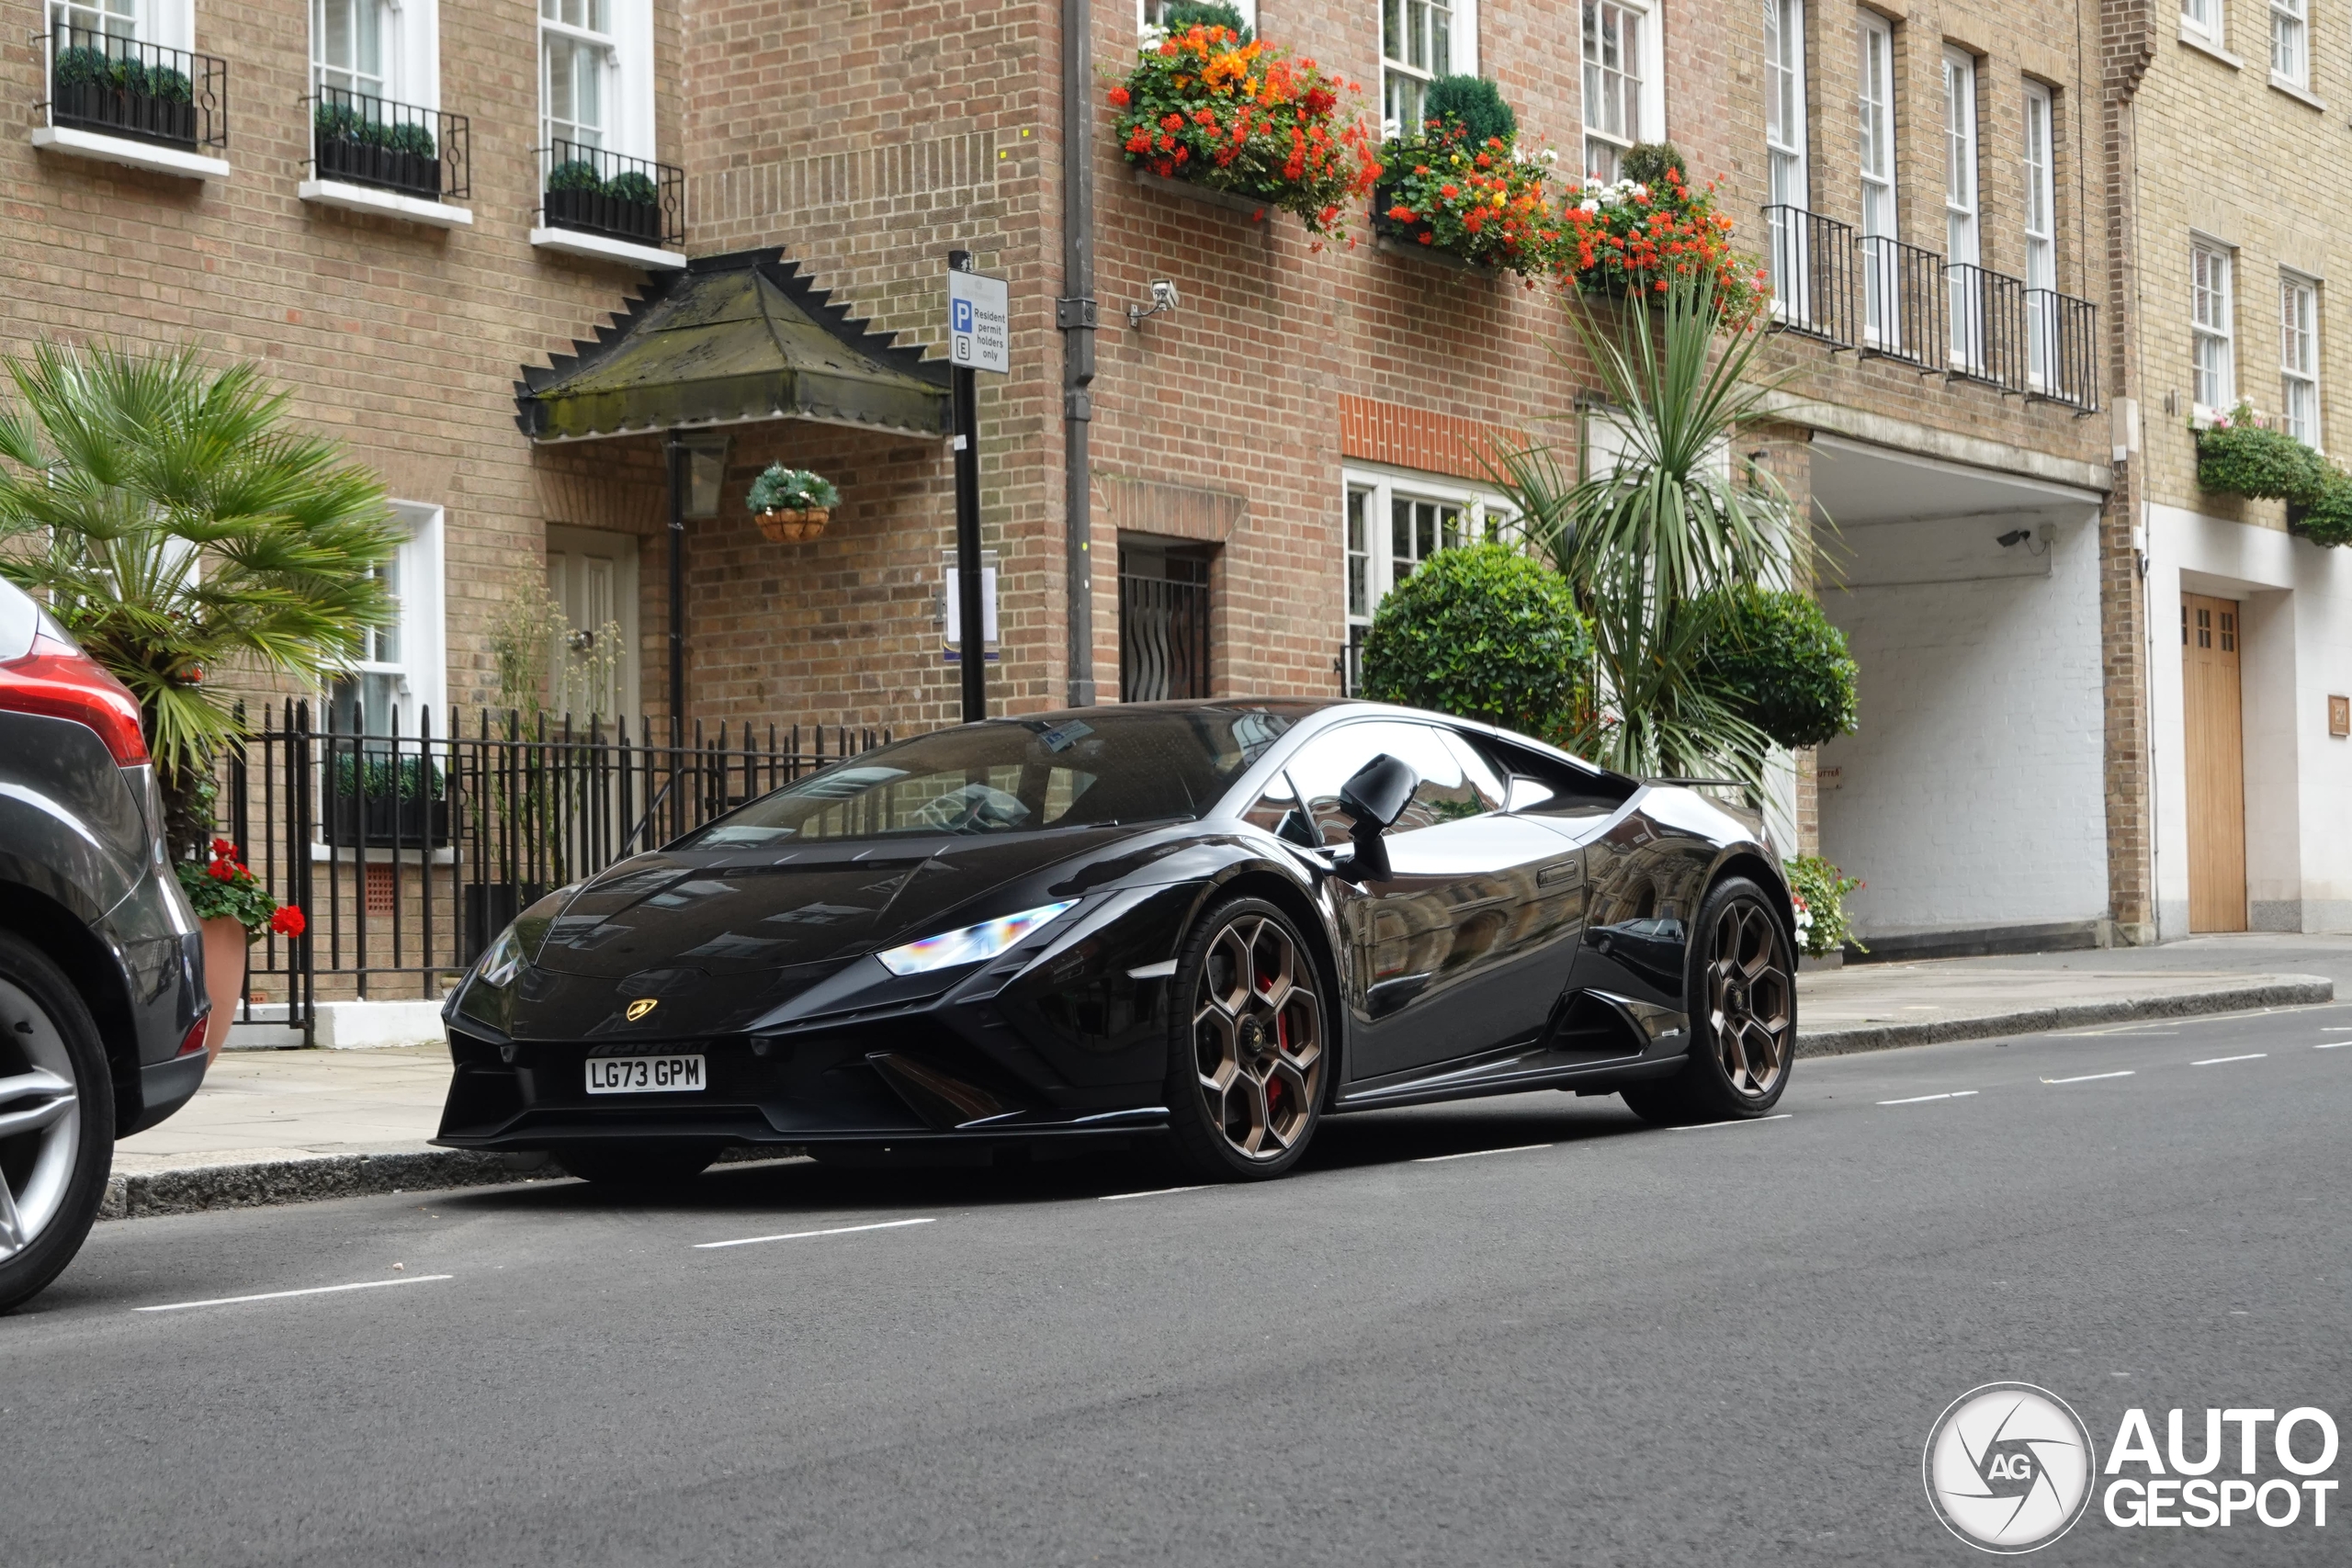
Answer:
(474, 923, 527, 988)
(875, 900, 1080, 976)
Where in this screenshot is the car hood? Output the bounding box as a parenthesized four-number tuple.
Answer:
(527, 825, 1144, 981)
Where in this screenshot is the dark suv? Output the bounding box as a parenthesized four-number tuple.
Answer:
(0, 575, 209, 1312)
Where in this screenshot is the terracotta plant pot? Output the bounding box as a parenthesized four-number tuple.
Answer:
(198, 915, 250, 1061)
(755, 506, 831, 544)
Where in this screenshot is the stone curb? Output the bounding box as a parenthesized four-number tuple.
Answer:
(97, 1149, 560, 1222)
(1795, 976, 2335, 1058)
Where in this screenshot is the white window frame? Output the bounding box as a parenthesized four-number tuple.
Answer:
(2271, 0, 2308, 86)
(2191, 242, 2235, 416)
(2280, 271, 2320, 447)
(1381, 0, 1479, 139)
(539, 0, 652, 161)
(2021, 82, 2057, 389)
(1944, 49, 1982, 368)
(1137, 0, 1259, 38)
(1580, 0, 1664, 182)
(1857, 12, 1897, 346)
(1764, 0, 1807, 209)
(2181, 0, 2221, 43)
(50, 0, 197, 49)
(311, 0, 438, 107)
(328, 502, 446, 737)
(1341, 465, 1512, 637)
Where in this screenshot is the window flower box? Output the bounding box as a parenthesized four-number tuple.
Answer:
(49, 41, 206, 149)
(539, 141, 683, 248)
(1109, 21, 1380, 243)
(311, 92, 467, 202)
(1558, 148, 1760, 321)
(1375, 118, 1560, 277)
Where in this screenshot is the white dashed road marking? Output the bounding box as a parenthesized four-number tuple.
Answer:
(2043, 1071, 2136, 1085)
(136, 1275, 453, 1314)
(695, 1218, 936, 1250)
(1668, 1113, 1792, 1132)
(2191, 1054, 2267, 1066)
(1413, 1144, 1553, 1164)
(1878, 1090, 1980, 1106)
(1099, 1186, 1208, 1201)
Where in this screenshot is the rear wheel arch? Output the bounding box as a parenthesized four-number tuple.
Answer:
(1709, 851, 1795, 948)
(0, 882, 141, 1130)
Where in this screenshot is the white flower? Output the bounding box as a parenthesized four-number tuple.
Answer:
(1583, 175, 1603, 191)
(1539, 148, 1559, 164)
(1579, 198, 1600, 213)
(1631, 182, 1649, 199)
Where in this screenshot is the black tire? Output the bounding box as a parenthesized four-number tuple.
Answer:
(1619, 875, 1795, 1127)
(1162, 897, 1330, 1181)
(0, 930, 118, 1314)
(555, 1140, 721, 1190)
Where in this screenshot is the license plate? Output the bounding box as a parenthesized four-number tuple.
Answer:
(584, 1055, 706, 1094)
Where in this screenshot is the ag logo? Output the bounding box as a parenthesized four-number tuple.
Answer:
(1924, 1382, 2096, 1553)
(624, 998, 659, 1022)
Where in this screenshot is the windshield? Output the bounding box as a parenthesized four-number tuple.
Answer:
(678, 707, 1301, 848)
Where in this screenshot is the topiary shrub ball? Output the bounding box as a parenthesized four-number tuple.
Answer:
(1159, 1, 1250, 40)
(1695, 586, 1860, 750)
(1421, 74, 1518, 146)
(1359, 543, 1589, 735)
(1620, 142, 1688, 188)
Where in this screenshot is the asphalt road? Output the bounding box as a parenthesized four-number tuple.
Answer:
(6, 1004, 2350, 1566)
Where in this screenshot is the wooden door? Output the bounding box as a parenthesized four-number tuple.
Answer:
(2181, 592, 2246, 932)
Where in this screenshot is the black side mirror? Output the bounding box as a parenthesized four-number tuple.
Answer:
(1335, 753, 1417, 881)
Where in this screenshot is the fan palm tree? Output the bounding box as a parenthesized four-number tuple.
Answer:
(0, 343, 402, 856)
(1490, 271, 1803, 781)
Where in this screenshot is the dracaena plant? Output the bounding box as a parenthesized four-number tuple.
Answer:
(0, 344, 404, 857)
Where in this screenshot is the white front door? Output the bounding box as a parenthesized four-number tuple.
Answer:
(545, 525, 641, 724)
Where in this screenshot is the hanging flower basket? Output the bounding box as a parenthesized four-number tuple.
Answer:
(747, 465, 840, 545)
(755, 506, 831, 544)
(1374, 121, 1560, 277)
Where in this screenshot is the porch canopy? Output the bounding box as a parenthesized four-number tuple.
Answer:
(514, 248, 951, 443)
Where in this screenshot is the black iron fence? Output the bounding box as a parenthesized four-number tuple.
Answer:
(1945, 263, 2030, 393)
(310, 85, 469, 202)
(1762, 204, 1856, 349)
(40, 24, 227, 152)
(1857, 233, 1945, 369)
(2027, 287, 2099, 411)
(215, 703, 888, 1041)
(537, 139, 684, 247)
(1119, 570, 1211, 701)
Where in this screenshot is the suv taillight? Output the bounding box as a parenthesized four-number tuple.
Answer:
(0, 631, 148, 764)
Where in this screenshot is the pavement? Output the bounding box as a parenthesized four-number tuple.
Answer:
(100, 932, 2342, 1218)
(10, 994, 2349, 1563)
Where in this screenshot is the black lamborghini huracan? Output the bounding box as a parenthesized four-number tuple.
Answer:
(435, 700, 1796, 1182)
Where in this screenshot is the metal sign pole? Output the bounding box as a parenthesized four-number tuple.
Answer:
(945, 248, 1008, 724)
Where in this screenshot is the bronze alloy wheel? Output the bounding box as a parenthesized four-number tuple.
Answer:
(1704, 896, 1792, 1100)
(1192, 912, 1324, 1163)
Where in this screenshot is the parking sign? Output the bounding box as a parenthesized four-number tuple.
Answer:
(947, 269, 1010, 373)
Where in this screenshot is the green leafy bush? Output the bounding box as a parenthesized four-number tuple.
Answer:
(52, 45, 112, 90)
(1420, 74, 1516, 145)
(1695, 586, 1859, 750)
(148, 65, 192, 104)
(1359, 543, 1590, 734)
(747, 464, 840, 513)
(1784, 854, 1863, 958)
(329, 752, 446, 799)
(2294, 471, 2352, 547)
(545, 158, 604, 194)
(2195, 405, 2329, 502)
(605, 169, 659, 206)
(1619, 142, 1688, 187)
(1159, 0, 1250, 40)
(384, 119, 437, 159)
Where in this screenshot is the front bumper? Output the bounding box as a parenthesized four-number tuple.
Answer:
(434, 884, 1202, 1152)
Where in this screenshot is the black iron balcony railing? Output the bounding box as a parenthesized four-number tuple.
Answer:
(1856, 233, 1945, 370)
(39, 24, 226, 152)
(1945, 263, 2030, 393)
(2026, 288, 2099, 411)
(1761, 205, 1857, 349)
(537, 140, 684, 248)
(309, 86, 469, 202)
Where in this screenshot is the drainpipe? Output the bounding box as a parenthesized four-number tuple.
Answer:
(665, 431, 685, 745)
(1057, 0, 1098, 706)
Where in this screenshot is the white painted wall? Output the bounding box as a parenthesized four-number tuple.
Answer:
(2145, 503, 2352, 936)
(1815, 511, 2109, 934)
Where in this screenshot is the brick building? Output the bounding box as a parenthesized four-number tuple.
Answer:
(2103, 3, 2352, 937)
(11, 0, 2339, 960)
